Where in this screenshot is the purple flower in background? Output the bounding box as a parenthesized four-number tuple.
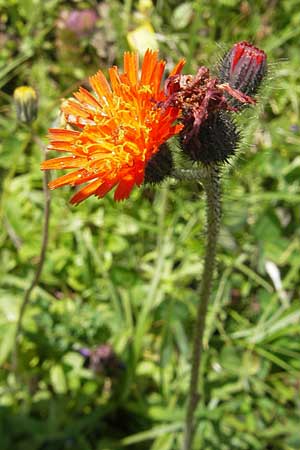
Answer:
(78, 344, 125, 376)
(58, 9, 98, 37)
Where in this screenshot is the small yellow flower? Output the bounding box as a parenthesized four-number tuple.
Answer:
(13, 86, 38, 124)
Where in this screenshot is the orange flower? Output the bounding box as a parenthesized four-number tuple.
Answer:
(42, 50, 185, 204)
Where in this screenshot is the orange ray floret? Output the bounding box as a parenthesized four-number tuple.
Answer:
(42, 50, 185, 204)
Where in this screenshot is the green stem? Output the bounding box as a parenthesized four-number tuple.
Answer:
(171, 168, 209, 181)
(182, 165, 221, 450)
(12, 139, 51, 374)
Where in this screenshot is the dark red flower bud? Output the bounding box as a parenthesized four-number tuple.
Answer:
(163, 43, 266, 165)
(219, 41, 267, 98)
(163, 68, 246, 164)
(144, 143, 173, 184)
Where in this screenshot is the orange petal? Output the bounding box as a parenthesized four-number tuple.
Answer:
(48, 170, 90, 189)
(124, 52, 139, 85)
(73, 87, 101, 109)
(140, 49, 159, 85)
(114, 176, 136, 201)
(47, 141, 75, 152)
(151, 60, 165, 95)
(169, 59, 185, 77)
(95, 181, 116, 198)
(41, 156, 86, 170)
(48, 129, 80, 141)
(89, 70, 113, 105)
(109, 67, 123, 95)
(62, 99, 92, 119)
(134, 168, 145, 186)
(70, 178, 104, 204)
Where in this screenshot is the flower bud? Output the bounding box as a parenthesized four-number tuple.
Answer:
(13, 86, 38, 124)
(181, 112, 240, 164)
(164, 67, 247, 165)
(144, 143, 173, 184)
(219, 41, 267, 98)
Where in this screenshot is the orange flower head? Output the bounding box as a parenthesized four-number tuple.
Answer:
(42, 50, 185, 204)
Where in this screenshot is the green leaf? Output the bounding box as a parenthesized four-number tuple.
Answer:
(50, 365, 68, 394)
(0, 323, 15, 364)
(171, 3, 194, 30)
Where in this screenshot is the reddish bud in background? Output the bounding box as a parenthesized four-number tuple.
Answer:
(219, 41, 267, 98)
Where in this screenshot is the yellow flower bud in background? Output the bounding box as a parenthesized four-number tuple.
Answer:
(13, 86, 38, 124)
(127, 23, 158, 55)
(127, 0, 158, 55)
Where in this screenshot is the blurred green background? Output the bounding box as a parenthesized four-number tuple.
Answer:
(1, 1, 300, 449)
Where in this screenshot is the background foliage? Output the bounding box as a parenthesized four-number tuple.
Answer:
(1, 1, 300, 449)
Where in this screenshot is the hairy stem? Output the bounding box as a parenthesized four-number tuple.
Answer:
(13, 139, 51, 374)
(171, 168, 209, 181)
(182, 165, 221, 450)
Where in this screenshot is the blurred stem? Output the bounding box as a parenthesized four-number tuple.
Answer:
(186, 3, 203, 73)
(12, 137, 51, 374)
(120, 187, 169, 403)
(134, 187, 168, 360)
(182, 165, 221, 450)
(123, 0, 133, 31)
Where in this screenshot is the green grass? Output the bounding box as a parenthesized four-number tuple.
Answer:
(1, 1, 300, 449)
